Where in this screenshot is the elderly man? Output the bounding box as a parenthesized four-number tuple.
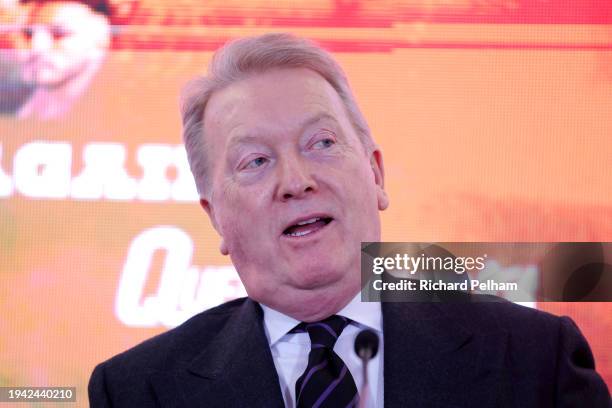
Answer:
(89, 33, 610, 407)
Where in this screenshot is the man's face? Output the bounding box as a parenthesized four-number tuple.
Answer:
(201, 68, 388, 318)
(18, 1, 110, 87)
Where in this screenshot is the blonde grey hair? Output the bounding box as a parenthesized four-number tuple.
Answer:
(180, 32, 374, 197)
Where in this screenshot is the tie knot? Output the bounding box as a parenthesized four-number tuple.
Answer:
(293, 315, 350, 349)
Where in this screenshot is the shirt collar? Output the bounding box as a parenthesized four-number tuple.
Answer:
(261, 292, 382, 347)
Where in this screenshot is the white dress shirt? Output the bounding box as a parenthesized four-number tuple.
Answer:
(261, 293, 384, 408)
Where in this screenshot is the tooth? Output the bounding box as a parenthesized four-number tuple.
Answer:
(289, 229, 313, 237)
(297, 217, 320, 226)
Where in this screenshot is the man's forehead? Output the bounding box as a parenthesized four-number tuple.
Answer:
(203, 68, 344, 138)
(225, 112, 340, 148)
(29, 2, 94, 24)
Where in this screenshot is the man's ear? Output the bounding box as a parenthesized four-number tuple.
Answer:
(199, 198, 229, 255)
(369, 149, 389, 211)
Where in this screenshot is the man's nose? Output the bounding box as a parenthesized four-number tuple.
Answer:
(276, 156, 318, 201)
(29, 28, 53, 52)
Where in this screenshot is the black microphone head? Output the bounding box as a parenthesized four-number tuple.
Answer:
(354, 329, 379, 360)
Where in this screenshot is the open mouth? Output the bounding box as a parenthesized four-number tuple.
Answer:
(282, 217, 333, 238)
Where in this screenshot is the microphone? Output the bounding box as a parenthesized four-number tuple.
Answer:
(354, 329, 379, 408)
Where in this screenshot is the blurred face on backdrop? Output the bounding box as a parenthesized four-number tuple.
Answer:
(200, 68, 389, 321)
(18, 1, 110, 87)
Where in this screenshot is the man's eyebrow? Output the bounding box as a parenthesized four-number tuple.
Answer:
(227, 112, 340, 148)
(226, 134, 261, 149)
(298, 112, 339, 130)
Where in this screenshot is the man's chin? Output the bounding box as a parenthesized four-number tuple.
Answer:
(23, 66, 71, 87)
(290, 267, 347, 289)
(23, 73, 60, 87)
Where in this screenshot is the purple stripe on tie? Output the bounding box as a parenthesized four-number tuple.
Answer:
(312, 365, 348, 408)
(297, 360, 328, 398)
(306, 322, 338, 338)
(311, 343, 326, 349)
(344, 393, 360, 408)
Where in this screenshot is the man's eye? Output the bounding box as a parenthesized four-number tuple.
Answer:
(50, 27, 70, 40)
(244, 157, 267, 169)
(22, 27, 33, 40)
(312, 138, 335, 149)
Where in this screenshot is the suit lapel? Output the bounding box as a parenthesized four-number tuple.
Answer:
(147, 297, 509, 407)
(150, 299, 284, 408)
(382, 302, 509, 408)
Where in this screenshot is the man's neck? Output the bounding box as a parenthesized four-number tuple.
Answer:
(259, 283, 362, 322)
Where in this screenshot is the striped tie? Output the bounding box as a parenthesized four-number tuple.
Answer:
(293, 315, 359, 408)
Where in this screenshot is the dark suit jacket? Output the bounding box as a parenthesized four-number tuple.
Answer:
(89, 297, 610, 407)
